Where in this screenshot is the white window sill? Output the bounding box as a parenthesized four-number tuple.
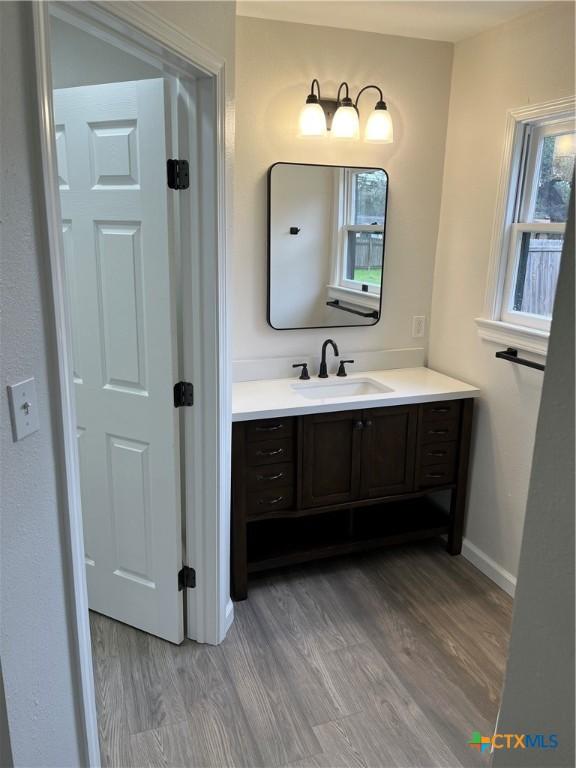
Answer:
(475, 317, 548, 357)
(327, 284, 380, 309)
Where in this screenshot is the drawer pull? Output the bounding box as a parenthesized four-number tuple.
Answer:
(255, 424, 284, 432)
(426, 472, 445, 479)
(256, 448, 284, 457)
(256, 471, 285, 482)
(427, 450, 447, 457)
(428, 429, 448, 435)
(258, 496, 284, 505)
(430, 407, 450, 414)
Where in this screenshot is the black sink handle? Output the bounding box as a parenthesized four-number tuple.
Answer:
(292, 362, 310, 380)
(337, 359, 355, 377)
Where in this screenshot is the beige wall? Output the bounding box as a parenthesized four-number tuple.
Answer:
(429, 2, 575, 586)
(234, 16, 453, 366)
(145, 0, 236, 73)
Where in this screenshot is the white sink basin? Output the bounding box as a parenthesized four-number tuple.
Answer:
(292, 378, 393, 400)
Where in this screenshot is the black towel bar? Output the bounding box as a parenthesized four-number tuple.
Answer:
(495, 347, 545, 371)
(326, 299, 379, 320)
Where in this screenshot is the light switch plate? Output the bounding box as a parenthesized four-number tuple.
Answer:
(7, 378, 40, 441)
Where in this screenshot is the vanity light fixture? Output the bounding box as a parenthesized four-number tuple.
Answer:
(299, 80, 393, 144)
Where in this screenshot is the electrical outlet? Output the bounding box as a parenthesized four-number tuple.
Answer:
(412, 316, 426, 338)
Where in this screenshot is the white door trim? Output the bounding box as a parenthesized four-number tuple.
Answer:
(33, 2, 232, 764)
(32, 7, 100, 765)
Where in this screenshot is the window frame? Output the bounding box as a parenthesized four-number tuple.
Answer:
(334, 168, 385, 297)
(476, 97, 576, 357)
(501, 119, 573, 331)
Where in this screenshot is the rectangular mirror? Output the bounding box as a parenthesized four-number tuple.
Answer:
(268, 162, 388, 330)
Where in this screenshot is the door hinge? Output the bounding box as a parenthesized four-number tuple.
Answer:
(167, 159, 190, 190)
(174, 381, 194, 408)
(178, 566, 196, 591)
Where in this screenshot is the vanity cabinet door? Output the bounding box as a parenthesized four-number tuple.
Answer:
(360, 406, 417, 497)
(301, 411, 363, 508)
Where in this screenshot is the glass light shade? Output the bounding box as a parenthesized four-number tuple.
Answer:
(364, 108, 394, 143)
(298, 102, 327, 137)
(331, 105, 360, 140)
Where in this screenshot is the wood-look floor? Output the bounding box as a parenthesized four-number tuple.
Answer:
(91, 542, 513, 768)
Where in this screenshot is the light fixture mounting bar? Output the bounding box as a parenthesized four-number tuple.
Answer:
(318, 98, 338, 131)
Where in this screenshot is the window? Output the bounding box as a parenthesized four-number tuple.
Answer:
(478, 99, 575, 355)
(501, 118, 575, 331)
(336, 169, 387, 295)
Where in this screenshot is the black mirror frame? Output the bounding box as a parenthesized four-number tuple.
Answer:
(267, 161, 389, 331)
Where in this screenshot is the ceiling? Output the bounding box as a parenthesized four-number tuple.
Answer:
(236, 1, 560, 43)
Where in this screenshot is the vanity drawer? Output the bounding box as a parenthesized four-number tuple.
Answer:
(417, 463, 456, 488)
(422, 400, 461, 423)
(247, 487, 294, 518)
(246, 419, 294, 442)
(247, 462, 294, 490)
(420, 420, 460, 444)
(420, 441, 457, 467)
(246, 438, 294, 466)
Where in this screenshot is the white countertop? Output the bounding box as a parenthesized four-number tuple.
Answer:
(232, 367, 479, 421)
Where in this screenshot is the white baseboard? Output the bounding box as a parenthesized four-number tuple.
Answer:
(462, 538, 517, 597)
(223, 598, 234, 635)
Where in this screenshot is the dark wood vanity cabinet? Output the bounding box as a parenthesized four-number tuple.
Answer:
(301, 411, 364, 507)
(301, 407, 417, 507)
(360, 406, 418, 497)
(231, 399, 474, 600)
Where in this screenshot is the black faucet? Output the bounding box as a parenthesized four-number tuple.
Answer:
(318, 339, 339, 378)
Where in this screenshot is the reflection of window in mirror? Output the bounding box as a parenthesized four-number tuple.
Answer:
(331, 169, 387, 297)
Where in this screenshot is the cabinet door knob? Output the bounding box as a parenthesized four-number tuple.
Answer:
(430, 407, 449, 414)
(255, 424, 284, 432)
(364, 420, 373, 428)
(354, 421, 364, 430)
(429, 429, 448, 435)
(257, 447, 284, 456)
(258, 495, 284, 505)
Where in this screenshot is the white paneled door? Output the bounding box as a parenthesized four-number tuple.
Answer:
(54, 79, 184, 643)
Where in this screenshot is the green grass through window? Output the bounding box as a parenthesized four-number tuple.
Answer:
(353, 268, 382, 286)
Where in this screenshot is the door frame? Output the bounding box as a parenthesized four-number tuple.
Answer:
(33, 2, 232, 764)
